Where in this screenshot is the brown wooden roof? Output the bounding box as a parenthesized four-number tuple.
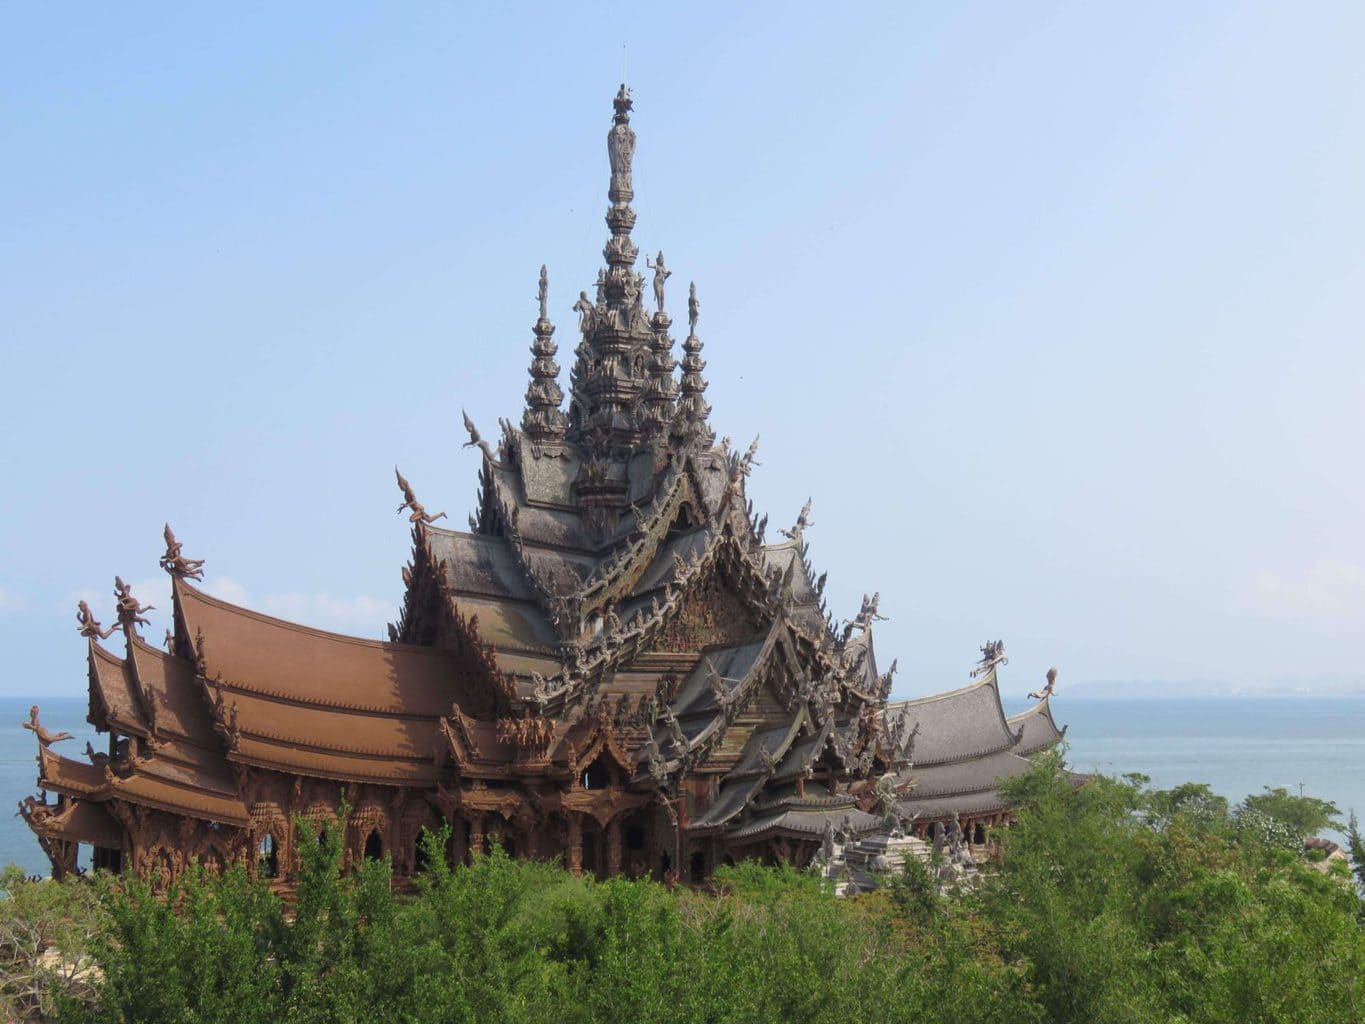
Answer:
(178, 579, 468, 716)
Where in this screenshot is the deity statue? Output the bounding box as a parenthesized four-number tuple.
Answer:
(114, 577, 154, 634)
(394, 467, 447, 525)
(607, 85, 636, 196)
(537, 264, 548, 322)
(23, 705, 73, 746)
(687, 282, 699, 336)
(159, 523, 205, 581)
(76, 600, 116, 640)
(645, 251, 671, 314)
(572, 291, 595, 333)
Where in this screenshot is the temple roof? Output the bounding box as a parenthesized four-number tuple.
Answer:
(1007, 697, 1066, 756)
(179, 579, 467, 716)
(882, 667, 1016, 766)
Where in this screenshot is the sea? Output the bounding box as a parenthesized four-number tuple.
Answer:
(2, 696, 1363, 877)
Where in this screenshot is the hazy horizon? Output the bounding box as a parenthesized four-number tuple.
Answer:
(2, 2, 1362, 701)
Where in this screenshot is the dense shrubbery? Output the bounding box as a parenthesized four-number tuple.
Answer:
(6, 757, 1364, 1023)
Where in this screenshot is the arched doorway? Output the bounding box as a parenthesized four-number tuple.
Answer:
(363, 828, 384, 861)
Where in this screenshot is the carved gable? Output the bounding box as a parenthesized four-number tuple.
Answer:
(650, 571, 763, 653)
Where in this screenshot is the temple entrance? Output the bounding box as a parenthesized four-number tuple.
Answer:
(93, 846, 123, 874)
(363, 829, 384, 861)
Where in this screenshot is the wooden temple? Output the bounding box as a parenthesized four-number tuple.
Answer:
(21, 87, 1066, 886)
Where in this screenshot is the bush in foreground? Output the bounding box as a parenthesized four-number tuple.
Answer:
(15, 759, 1365, 1024)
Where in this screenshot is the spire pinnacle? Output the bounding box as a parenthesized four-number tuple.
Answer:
(672, 282, 714, 450)
(522, 264, 566, 448)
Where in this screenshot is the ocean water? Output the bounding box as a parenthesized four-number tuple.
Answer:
(3, 696, 1363, 878)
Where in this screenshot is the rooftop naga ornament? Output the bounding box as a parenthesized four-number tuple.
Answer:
(394, 467, 447, 525)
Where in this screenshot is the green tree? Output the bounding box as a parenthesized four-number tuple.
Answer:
(1239, 786, 1342, 837)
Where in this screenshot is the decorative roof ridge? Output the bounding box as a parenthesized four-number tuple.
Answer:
(178, 577, 455, 656)
(88, 636, 127, 667)
(884, 667, 1001, 710)
(1007, 693, 1058, 724)
(721, 706, 810, 784)
(576, 467, 691, 608)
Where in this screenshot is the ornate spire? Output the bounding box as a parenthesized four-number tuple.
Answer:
(522, 265, 566, 448)
(565, 85, 653, 457)
(672, 282, 714, 449)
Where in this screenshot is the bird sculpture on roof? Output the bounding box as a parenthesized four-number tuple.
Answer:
(394, 467, 447, 525)
(1028, 667, 1059, 701)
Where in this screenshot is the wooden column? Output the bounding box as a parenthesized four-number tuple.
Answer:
(567, 813, 583, 875)
(467, 812, 485, 863)
(606, 816, 623, 876)
(449, 815, 468, 867)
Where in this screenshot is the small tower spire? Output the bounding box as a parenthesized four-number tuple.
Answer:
(522, 265, 566, 449)
(643, 272, 677, 442)
(672, 282, 714, 450)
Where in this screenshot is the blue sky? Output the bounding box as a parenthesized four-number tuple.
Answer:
(1, 2, 1362, 700)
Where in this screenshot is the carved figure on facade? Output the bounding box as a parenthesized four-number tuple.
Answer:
(76, 600, 117, 640)
(159, 523, 205, 580)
